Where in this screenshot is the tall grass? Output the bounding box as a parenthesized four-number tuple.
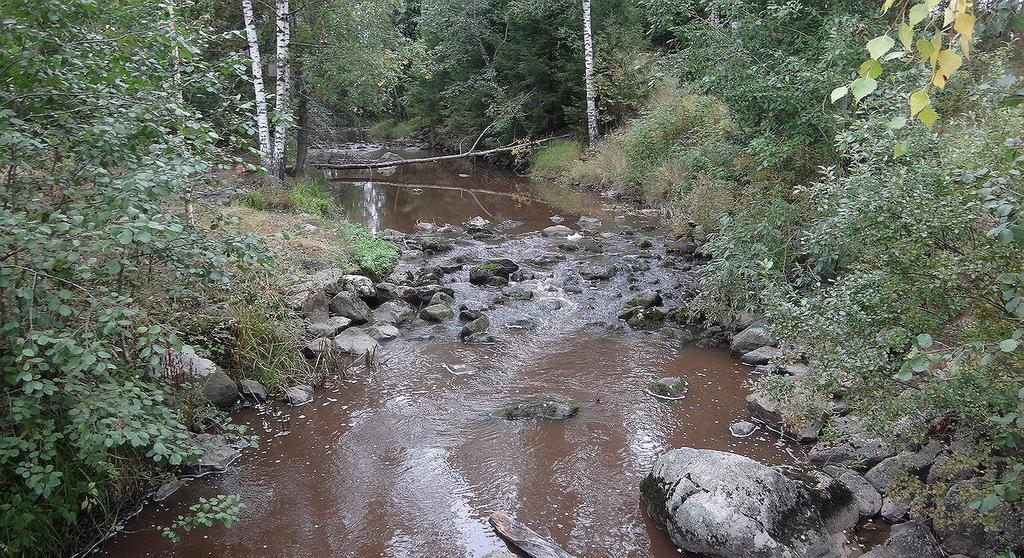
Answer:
(530, 139, 584, 177)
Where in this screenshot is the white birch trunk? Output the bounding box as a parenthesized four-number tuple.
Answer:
(272, 0, 291, 179)
(582, 0, 599, 146)
(241, 0, 272, 171)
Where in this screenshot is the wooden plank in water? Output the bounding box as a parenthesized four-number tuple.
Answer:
(488, 512, 576, 558)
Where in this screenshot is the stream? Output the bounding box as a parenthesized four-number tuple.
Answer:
(99, 144, 802, 557)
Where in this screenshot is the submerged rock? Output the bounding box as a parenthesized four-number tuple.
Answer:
(729, 420, 758, 438)
(459, 315, 490, 340)
(488, 512, 575, 558)
(641, 448, 854, 558)
(627, 308, 667, 330)
(185, 433, 240, 474)
(861, 521, 941, 558)
(495, 399, 579, 420)
(646, 377, 688, 400)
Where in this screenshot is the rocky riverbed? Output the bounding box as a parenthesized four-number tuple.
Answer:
(96, 146, 1021, 558)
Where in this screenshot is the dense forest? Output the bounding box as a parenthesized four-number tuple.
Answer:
(3, 0, 1024, 556)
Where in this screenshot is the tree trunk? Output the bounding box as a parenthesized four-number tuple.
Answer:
(271, 0, 291, 180)
(582, 0, 599, 146)
(241, 0, 272, 170)
(166, 0, 194, 225)
(294, 61, 309, 176)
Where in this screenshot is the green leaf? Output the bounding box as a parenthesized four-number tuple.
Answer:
(859, 59, 883, 79)
(908, 3, 930, 26)
(999, 339, 1019, 352)
(916, 37, 936, 59)
(917, 333, 933, 348)
(887, 116, 907, 129)
(918, 107, 938, 128)
(898, 22, 914, 50)
(910, 89, 930, 116)
(893, 142, 909, 158)
(867, 35, 896, 59)
(829, 86, 849, 103)
(851, 76, 878, 101)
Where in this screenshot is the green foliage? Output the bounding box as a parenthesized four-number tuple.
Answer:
(0, 1, 265, 554)
(402, 0, 652, 149)
(339, 225, 400, 278)
(229, 286, 312, 392)
(159, 494, 243, 543)
(368, 118, 420, 140)
(530, 139, 584, 177)
(288, 177, 336, 218)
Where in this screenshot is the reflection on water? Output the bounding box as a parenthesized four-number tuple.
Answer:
(320, 144, 606, 232)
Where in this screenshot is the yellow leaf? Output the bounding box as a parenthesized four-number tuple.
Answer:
(930, 33, 942, 67)
(918, 107, 939, 128)
(943, 7, 956, 26)
(899, 22, 914, 50)
(936, 49, 962, 84)
(954, 12, 976, 38)
(925, 0, 940, 7)
(881, 0, 895, 13)
(910, 89, 930, 116)
(894, 142, 909, 158)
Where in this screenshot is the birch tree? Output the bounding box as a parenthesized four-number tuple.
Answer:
(272, 0, 292, 179)
(241, 0, 272, 170)
(582, 0, 599, 146)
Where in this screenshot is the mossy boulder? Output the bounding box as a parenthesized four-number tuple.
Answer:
(469, 259, 519, 286)
(646, 376, 688, 400)
(420, 303, 454, 321)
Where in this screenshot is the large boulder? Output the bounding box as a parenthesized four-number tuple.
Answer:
(329, 291, 371, 323)
(420, 303, 454, 321)
(730, 323, 777, 354)
(201, 371, 239, 409)
(741, 346, 784, 365)
(641, 448, 854, 558)
(935, 479, 1024, 557)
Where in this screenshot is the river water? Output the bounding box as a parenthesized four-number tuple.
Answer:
(99, 145, 801, 557)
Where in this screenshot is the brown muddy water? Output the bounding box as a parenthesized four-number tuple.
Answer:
(99, 145, 804, 557)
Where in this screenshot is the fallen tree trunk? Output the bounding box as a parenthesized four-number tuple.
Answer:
(312, 136, 569, 170)
(488, 512, 576, 558)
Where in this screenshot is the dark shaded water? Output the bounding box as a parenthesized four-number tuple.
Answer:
(319, 144, 606, 233)
(99, 144, 802, 558)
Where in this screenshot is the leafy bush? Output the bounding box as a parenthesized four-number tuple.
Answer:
(0, 1, 263, 554)
(530, 139, 584, 177)
(340, 225, 400, 278)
